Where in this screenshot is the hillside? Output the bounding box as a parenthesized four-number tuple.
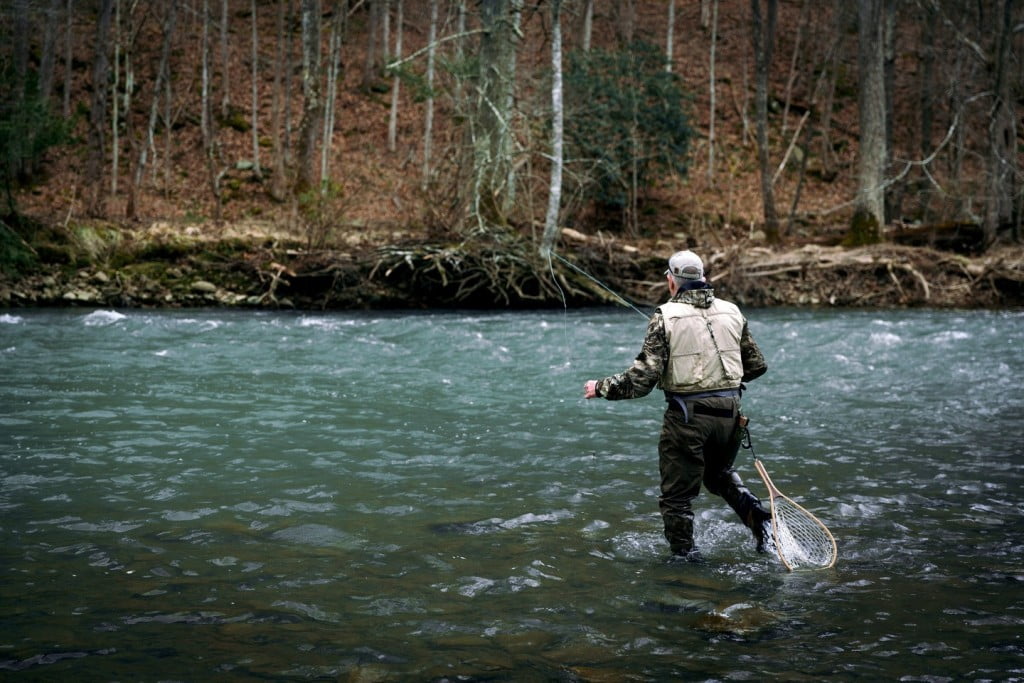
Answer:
(2, 0, 1022, 309)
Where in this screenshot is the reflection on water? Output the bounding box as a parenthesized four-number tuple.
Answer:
(1, 308, 1022, 679)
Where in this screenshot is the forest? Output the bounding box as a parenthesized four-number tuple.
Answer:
(1, 0, 1022, 310)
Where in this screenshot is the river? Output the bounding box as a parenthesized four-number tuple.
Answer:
(1, 306, 1022, 680)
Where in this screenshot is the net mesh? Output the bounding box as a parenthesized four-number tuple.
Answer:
(772, 498, 837, 570)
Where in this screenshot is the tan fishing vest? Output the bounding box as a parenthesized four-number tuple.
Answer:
(659, 299, 745, 394)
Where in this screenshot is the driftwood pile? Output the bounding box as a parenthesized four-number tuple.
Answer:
(558, 228, 1024, 310)
(2, 225, 1021, 310)
(719, 243, 1024, 308)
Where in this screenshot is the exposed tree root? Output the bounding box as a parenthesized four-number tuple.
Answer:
(2, 227, 1021, 310)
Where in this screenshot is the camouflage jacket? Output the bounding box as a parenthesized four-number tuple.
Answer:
(594, 286, 767, 400)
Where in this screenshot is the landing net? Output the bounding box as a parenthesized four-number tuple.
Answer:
(770, 495, 838, 570)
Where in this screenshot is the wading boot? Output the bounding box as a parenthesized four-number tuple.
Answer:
(665, 514, 702, 562)
(748, 506, 773, 554)
(720, 471, 773, 553)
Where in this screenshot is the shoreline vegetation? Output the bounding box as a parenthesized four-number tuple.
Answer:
(2, 2, 1022, 312)
(2, 220, 1022, 311)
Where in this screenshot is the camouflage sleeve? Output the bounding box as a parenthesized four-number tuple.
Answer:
(595, 311, 668, 400)
(740, 321, 768, 382)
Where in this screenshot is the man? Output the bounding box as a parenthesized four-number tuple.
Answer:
(583, 250, 771, 561)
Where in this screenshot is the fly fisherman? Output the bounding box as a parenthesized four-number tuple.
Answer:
(583, 250, 772, 561)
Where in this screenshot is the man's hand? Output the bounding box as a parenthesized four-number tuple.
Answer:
(583, 380, 599, 399)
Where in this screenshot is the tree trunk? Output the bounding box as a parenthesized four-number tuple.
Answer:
(111, 0, 121, 198)
(665, 0, 675, 72)
(750, 0, 778, 241)
(817, 3, 853, 185)
(454, 0, 467, 105)
(847, 0, 886, 245)
(540, 0, 564, 256)
(916, 1, 937, 222)
(613, 0, 635, 48)
(201, 0, 223, 222)
(84, 0, 114, 217)
(580, 0, 593, 52)
(786, 21, 841, 233)
(422, 0, 438, 186)
(220, 0, 231, 118)
(12, 0, 29, 105)
(320, 1, 344, 191)
(882, 0, 899, 222)
(270, 0, 289, 201)
(362, 0, 382, 90)
(296, 0, 323, 193)
(984, 0, 1017, 247)
(780, 0, 809, 135)
(39, 0, 63, 107)
(707, 0, 718, 180)
(387, 0, 404, 153)
(285, 0, 295, 164)
(63, 0, 74, 119)
(251, 0, 262, 179)
(473, 0, 519, 227)
(128, 0, 177, 219)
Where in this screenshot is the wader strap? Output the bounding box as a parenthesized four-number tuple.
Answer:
(667, 389, 740, 422)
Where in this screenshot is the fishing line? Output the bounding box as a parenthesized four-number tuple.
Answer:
(545, 250, 573, 367)
(547, 250, 650, 320)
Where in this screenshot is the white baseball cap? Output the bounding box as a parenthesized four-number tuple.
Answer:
(666, 250, 704, 281)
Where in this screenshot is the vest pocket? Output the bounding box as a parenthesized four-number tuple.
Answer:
(669, 351, 707, 386)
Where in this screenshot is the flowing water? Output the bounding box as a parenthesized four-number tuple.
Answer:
(1, 306, 1022, 681)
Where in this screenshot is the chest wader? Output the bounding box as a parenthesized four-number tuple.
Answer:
(659, 398, 770, 557)
(713, 458, 772, 554)
(660, 309, 772, 557)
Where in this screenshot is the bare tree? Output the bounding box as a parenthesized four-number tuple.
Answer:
(915, 0, 938, 221)
(285, 0, 295, 163)
(473, 0, 520, 227)
(817, 2, 849, 184)
(362, 0, 383, 90)
(201, 0, 224, 222)
(541, 0, 564, 256)
(39, 0, 63, 108)
(707, 0, 719, 180)
(63, 0, 74, 119)
(111, 0, 122, 197)
(665, 0, 676, 72)
(84, 0, 114, 217)
(11, 0, 29, 106)
(750, 0, 779, 240)
(580, 0, 593, 51)
(882, 0, 899, 221)
(984, 0, 1018, 246)
(296, 0, 323, 193)
(422, 0, 438, 185)
(270, 0, 290, 201)
(613, 0, 635, 48)
(251, 0, 262, 180)
(847, 0, 887, 244)
(128, 0, 177, 219)
(220, 0, 231, 118)
(321, 0, 344, 191)
(780, 0, 809, 135)
(387, 0, 404, 153)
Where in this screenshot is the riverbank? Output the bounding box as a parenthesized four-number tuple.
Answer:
(1, 221, 1022, 310)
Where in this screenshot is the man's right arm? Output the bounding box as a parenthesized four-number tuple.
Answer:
(587, 311, 668, 400)
(739, 323, 767, 382)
